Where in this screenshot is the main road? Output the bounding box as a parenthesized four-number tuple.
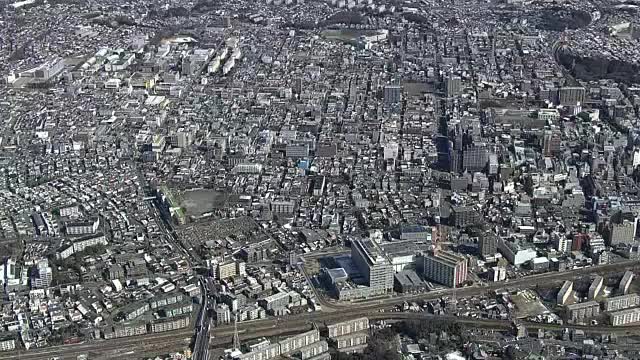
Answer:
(212, 260, 640, 337)
(303, 258, 640, 312)
(192, 276, 211, 360)
(4, 260, 640, 360)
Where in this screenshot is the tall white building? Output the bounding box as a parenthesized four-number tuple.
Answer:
(351, 239, 394, 293)
(383, 142, 399, 160)
(446, 75, 462, 97)
(633, 149, 640, 167)
(32, 259, 53, 289)
(555, 236, 571, 253)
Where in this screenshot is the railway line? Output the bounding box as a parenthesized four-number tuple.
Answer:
(5, 260, 640, 359)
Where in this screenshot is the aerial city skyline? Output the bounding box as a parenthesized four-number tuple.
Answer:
(1, 0, 640, 358)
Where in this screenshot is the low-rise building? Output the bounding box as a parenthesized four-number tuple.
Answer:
(57, 233, 108, 259)
(609, 307, 640, 326)
(65, 218, 100, 235)
(603, 293, 640, 312)
(295, 340, 329, 360)
(620, 271, 634, 294)
(103, 322, 148, 339)
(0, 334, 16, 352)
(565, 301, 600, 322)
(159, 302, 193, 318)
(498, 238, 537, 266)
(327, 318, 369, 338)
(119, 301, 150, 321)
(332, 332, 368, 352)
(279, 329, 320, 354)
(149, 293, 184, 309)
(150, 316, 190, 333)
(557, 281, 573, 305)
(588, 276, 603, 300)
(216, 261, 237, 280)
(259, 291, 290, 311)
(238, 343, 280, 360)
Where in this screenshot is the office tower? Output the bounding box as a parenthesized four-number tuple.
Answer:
(479, 235, 498, 258)
(446, 75, 462, 97)
(558, 87, 585, 106)
(450, 151, 462, 174)
(383, 84, 402, 106)
(434, 135, 453, 171)
(383, 142, 399, 160)
(488, 154, 498, 175)
(607, 220, 636, 245)
(451, 205, 481, 227)
(462, 146, 489, 172)
(351, 239, 394, 293)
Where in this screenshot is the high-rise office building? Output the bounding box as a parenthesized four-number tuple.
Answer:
(462, 146, 489, 172)
(607, 220, 636, 246)
(479, 235, 498, 259)
(450, 151, 462, 174)
(435, 136, 453, 172)
(451, 205, 482, 227)
(446, 75, 462, 97)
(383, 84, 402, 106)
(558, 87, 585, 106)
(351, 239, 394, 293)
(383, 142, 399, 160)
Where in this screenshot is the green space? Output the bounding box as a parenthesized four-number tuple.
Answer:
(321, 29, 384, 43)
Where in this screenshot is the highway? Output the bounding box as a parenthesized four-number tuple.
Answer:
(192, 276, 211, 360)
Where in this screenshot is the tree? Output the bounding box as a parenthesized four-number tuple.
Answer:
(394, 319, 466, 342)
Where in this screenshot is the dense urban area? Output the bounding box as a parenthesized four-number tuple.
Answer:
(1, 0, 640, 358)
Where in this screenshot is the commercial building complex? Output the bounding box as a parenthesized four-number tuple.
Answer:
(350, 239, 394, 293)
